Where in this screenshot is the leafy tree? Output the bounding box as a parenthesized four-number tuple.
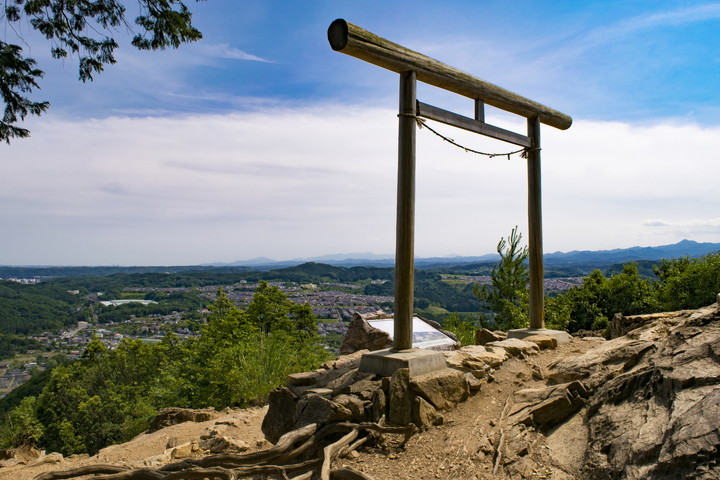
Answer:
(603, 263, 658, 321)
(544, 294, 572, 332)
(654, 253, 720, 310)
(1, 0, 203, 142)
(181, 286, 328, 409)
(246, 281, 317, 337)
(0, 396, 43, 448)
(474, 227, 529, 330)
(546, 263, 657, 332)
(442, 313, 477, 346)
(35, 338, 165, 454)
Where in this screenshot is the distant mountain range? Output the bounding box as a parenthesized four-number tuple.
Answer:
(214, 239, 720, 269)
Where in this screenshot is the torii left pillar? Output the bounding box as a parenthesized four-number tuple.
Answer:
(357, 69, 448, 377)
(394, 70, 417, 351)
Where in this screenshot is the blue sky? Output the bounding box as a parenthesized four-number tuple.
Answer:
(2, 0, 719, 265)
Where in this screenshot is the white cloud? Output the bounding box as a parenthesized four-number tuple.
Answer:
(643, 219, 671, 227)
(1, 109, 719, 265)
(642, 218, 720, 237)
(193, 43, 272, 63)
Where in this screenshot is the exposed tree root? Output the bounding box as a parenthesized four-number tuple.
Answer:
(32, 422, 416, 480)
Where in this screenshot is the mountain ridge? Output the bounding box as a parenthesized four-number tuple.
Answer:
(218, 239, 720, 268)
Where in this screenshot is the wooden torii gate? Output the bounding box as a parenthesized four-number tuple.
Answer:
(328, 19, 572, 352)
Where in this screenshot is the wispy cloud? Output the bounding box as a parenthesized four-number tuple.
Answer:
(559, 3, 720, 56)
(197, 43, 273, 63)
(620, 3, 720, 31)
(643, 218, 720, 228)
(643, 219, 671, 227)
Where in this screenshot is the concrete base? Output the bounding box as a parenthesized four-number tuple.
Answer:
(507, 328, 572, 345)
(358, 348, 446, 377)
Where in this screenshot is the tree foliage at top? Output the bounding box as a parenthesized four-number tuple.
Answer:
(1, 0, 203, 142)
(474, 226, 529, 330)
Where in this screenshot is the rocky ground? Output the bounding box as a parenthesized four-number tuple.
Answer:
(4, 301, 719, 480)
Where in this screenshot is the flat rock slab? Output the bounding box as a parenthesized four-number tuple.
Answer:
(508, 381, 588, 429)
(508, 328, 572, 345)
(444, 345, 507, 374)
(486, 338, 540, 357)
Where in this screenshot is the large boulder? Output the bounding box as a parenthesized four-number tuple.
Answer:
(409, 369, 469, 411)
(338, 313, 393, 354)
(262, 387, 299, 444)
(546, 338, 655, 394)
(388, 368, 412, 426)
(292, 394, 354, 430)
(544, 303, 720, 480)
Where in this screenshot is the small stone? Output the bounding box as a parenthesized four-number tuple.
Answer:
(170, 443, 194, 459)
(475, 328, 505, 345)
(531, 364, 546, 381)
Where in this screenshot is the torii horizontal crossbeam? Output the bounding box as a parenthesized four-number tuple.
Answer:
(328, 19, 572, 131)
(416, 101, 532, 148)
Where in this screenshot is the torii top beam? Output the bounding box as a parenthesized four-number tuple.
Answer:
(328, 19, 572, 131)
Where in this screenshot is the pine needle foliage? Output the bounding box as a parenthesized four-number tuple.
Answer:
(474, 226, 529, 330)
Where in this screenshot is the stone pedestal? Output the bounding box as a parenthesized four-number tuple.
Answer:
(359, 348, 446, 377)
(508, 328, 572, 345)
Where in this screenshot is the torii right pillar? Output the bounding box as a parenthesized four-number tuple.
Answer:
(508, 115, 571, 344)
(527, 115, 544, 330)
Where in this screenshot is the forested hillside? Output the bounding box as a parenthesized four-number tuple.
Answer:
(0, 282, 82, 335)
(0, 284, 329, 455)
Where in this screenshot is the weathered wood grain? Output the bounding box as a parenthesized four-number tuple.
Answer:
(328, 19, 572, 130)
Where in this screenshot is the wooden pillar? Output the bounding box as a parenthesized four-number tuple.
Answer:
(394, 70, 417, 351)
(527, 116, 544, 329)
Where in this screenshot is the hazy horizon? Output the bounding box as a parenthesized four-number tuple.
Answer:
(1, 238, 717, 268)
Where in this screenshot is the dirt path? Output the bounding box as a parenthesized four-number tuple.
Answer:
(5, 337, 603, 480)
(341, 337, 604, 480)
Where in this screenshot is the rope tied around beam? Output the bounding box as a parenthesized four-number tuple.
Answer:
(398, 113, 540, 160)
